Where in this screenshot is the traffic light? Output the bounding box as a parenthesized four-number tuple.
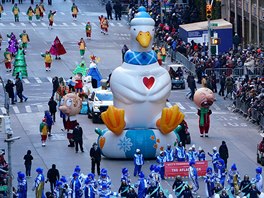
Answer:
(206, 4, 212, 19)
(211, 38, 221, 45)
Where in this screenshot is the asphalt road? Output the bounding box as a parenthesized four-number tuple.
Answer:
(0, 0, 262, 197)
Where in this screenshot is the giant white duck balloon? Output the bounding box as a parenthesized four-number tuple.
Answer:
(95, 7, 184, 158)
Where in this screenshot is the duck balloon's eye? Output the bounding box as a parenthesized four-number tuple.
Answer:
(133, 28, 136, 31)
(66, 99, 72, 107)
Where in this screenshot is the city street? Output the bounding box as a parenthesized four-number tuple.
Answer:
(0, 0, 262, 197)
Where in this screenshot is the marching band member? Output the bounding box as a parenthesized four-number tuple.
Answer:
(174, 142, 186, 162)
(227, 163, 241, 196)
(165, 144, 174, 162)
(188, 160, 199, 194)
(156, 151, 166, 180)
(133, 149, 144, 177)
(204, 167, 215, 198)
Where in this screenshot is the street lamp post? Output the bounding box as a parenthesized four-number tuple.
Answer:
(0, 76, 20, 198)
(206, 0, 214, 59)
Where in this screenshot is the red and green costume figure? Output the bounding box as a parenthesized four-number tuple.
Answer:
(78, 38, 86, 58)
(34, 5, 40, 20)
(193, 87, 215, 138)
(12, 4, 20, 22)
(71, 3, 78, 20)
(19, 30, 30, 50)
(4, 49, 12, 72)
(12, 46, 28, 77)
(0, 4, 4, 20)
(41, 51, 52, 71)
(39, 3, 45, 20)
(49, 36, 66, 59)
(86, 22, 92, 39)
(27, 6, 34, 22)
(197, 107, 212, 137)
(48, 10, 56, 29)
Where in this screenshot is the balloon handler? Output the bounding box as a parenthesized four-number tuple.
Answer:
(59, 93, 82, 147)
(94, 7, 185, 159)
(193, 87, 215, 137)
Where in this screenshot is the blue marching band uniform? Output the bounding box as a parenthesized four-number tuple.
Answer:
(70, 172, 83, 198)
(156, 151, 166, 180)
(133, 149, 144, 177)
(165, 144, 174, 162)
(216, 158, 226, 187)
(208, 147, 220, 173)
(137, 172, 148, 198)
(204, 167, 215, 198)
(188, 161, 199, 194)
(17, 171, 27, 198)
(227, 163, 241, 196)
(174, 143, 186, 162)
(121, 168, 131, 186)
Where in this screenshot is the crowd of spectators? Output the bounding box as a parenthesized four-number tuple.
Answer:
(232, 76, 264, 129)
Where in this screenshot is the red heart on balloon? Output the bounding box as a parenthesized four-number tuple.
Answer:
(143, 76, 155, 89)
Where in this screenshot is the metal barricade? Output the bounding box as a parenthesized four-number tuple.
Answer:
(260, 116, 264, 130)
(241, 102, 250, 115)
(175, 52, 196, 75)
(205, 66, 263, 79)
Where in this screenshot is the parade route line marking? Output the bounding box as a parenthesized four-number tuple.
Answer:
(34, 77, 42, 83)
(10, 23, 16, 27)
(184, 111, 228, 114)
(23, 79, 30, 84)
(41, 22, 47, 27)
(81, 22, 86, 26)
(12, 106, 20, 114)
(212, 103, 221, 111)
(0, 23, 4, 26)
(53, 23, 57, 26)
(25, 106, 32, 113)
(117, 23, 123, 27)
(176, 102, 186, 110)
(47, 77, 52, 83)
(71, 22, 77, 26)
(31, 23, 37, 27)
(0, 107, 7, 114)
(37, 104, 44, 112)
(60, 12, 65, 15)
(109, 22, 115, 26)
(22, 12, 26, 15)
(185, 102, 196, 110)
(62, 23, 68, 26)
(21, 22, 26, 26)
(2, 12, 7, 16)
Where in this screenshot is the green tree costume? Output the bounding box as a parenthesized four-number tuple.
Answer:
(73, 61, 88, 76)
(12, 48, 28, 77)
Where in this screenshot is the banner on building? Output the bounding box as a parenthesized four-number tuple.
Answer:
(165, 161, 208, 177)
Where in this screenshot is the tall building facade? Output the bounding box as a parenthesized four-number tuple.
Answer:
(221, 0, 264, 47)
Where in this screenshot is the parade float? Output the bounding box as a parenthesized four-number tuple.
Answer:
(95, 7, 184, 159)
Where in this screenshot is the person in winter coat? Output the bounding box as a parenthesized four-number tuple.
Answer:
(224, 77, 233, 100)
(15, 77, 28, 102)
(244, 184, 261, 198)
(52, 76, 59, 97)
(219, 72, 226, 96)
(46, 164, 60, 193)
(105, 1, 113, 20)
(73, 123, 84, 153)
(239, 175, 251, 196)
(122, 44, 129, 62)
(5, 79, 15, 104)
(23, 150, 33, 177)
(118, 178, 129, 197)
(90, 142, 101, 175)
(219, 141, 229, 167)
(134, 149, 144, 176)
(189, 76, 196, 100)
(48, 97, 57, 122)
(127, 187, 138, 198)
(172, 175, 184, 197)
(113, 1, 122, 20)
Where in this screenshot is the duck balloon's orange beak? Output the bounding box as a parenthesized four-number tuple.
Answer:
(136, 31, 152, 48)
